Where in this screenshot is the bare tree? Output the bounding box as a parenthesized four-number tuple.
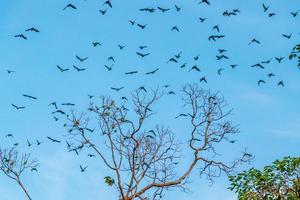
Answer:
(64, 84, 252, 200)
(0, 146, 38, 200)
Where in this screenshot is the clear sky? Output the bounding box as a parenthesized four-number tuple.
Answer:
(0, 0, 299, 199)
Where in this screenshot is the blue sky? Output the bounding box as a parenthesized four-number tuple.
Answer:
(0, 0, 299, 199)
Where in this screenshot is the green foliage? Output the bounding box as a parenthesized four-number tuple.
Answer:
(104, 176, 115, 186)
(228, 156, 300, 200)
(289, 44, 300, 68)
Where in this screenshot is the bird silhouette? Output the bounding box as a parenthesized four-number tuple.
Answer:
(104, 0, 112, 8)
(157, 7, 170, 12)
(73, 65, 86, 72)
(104, 64, 113, 71)
(257, 80, 266, 86)
(175, 5, 181, 12)
(111, 87, 124, 92)
(136, 52, 150, 57)
(125, 71, 138, 75)
(56, 65, 69, 72)
(11, 104, 25, 110)
(208, 35, 225, 41)
(200, 76, 207, 83)
(275, 57, 284, 63)
(268, 73, 276, 77)
(171, 26, 180, 32)
(76, 55, 88, 62)
(129, 19, 136, 25)
(189, 65, 200, 72)
(47, 136, 61, 143)
(63, 3, 77, 10)
(92, 42, 101, 47)
(145, 68, 159, 75)
(268, 13, 276, 17)
(14, 34, 27, 40)
(6, 69, 15, 74)
(200, 0, 210, 5)
(80, 165, 88, 172)
(199, 17, 207, 23)
(23, 94, 37, 100)
(277, 81, 284, 87)
(137, 24, 147, 29)
(217, 68, 224, 75)
(99, 9, 107, 15)
(262, 3, 269, 12)
(282, 33, 292, 39)
(248, 38, 260, 45)
(25, 27, 39, 32)
(290, 11, 299, 17)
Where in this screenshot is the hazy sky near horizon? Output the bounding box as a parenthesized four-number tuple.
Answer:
(0, 0, 300, 199)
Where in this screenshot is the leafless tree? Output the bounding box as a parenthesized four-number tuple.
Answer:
(64, 84, 252, 200)
(0, 146, 38, 200)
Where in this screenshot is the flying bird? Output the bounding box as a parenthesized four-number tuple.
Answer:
(47, 136, 61, 143)
(14, 34, 27, 40)
(11, 104, 25, 110)
(63, 3, 77, 10)
(23, 94, 38, 100)
(25, 27, 39, 32)
(76, 55, 88, 62)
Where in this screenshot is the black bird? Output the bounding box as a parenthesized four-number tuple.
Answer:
(257, 80, 266, 86)
(262, 58, 272, 64)
(25, 27, 39, 32)
(139, 45, 147, 50)
(136, 52, 150, 58)
(56, 65, 69, 72)
(92, 42, 101, 47)
(62, 103, 75, 106)
(121, 96, 128, 101)
(80, 165, 88, 172)
(27, 139, 32, 147)
(248, 38, 260, 45)
(118, 45, 125, 50)
(208, 35, 225, 41)
(125, 71, 138, 75)
(168, 91, 176, 95)
(23, 94, 37, 100)
(268, 73, 275, 78)
(262, 3, 269, 12)
(167, 58, 178, 63)
(268, 13, 276, 17)
(47, 136, 61, 143)
(282, 33, 292, 39)
(175, 5, 181, 12)
(251, 63, 264, 69)
(146, 68, 159, 75)
(194, 55, 200, 60)
(11, 104, 25, 110)
(171, 26, 180, 32)
(200, 0, 210, 5)
(212, 25, 220, 32)
(216, 55, 229, 60)
(104, 64, 113, 71)
(99, 9, 107, 15)
(63, 3, 77, 10)
(129, 19, 136, 25)
(73, 65, 86, 72)
(157, 7, 170, 12)
(217, 68, 224, 75)
(175, 113, 188, 119)
(31, 167, 38, 172)
(111, 87, 124, 92)
(174, 52, 182, 59)
(14, 34, 27, 40)
(88, 154, 95, 158)
(180, 63, 187, 68)
(290, 11, 299, 17)
(51, 110, 66, 115)
(189, 65, 200, 72)
(218, 49, 227, 54)
(199, 17, 207, 23)
(275, 57, 284, 63)
(107, 56, 115, 62)
(139, 86, 147, 92)
(277, 81, 284, 87)
(76, 55, 88, 62)
(137, 24, 147, 29)
(200, 76, 207, 83)
(48, 102, 58, 110)
(139, 8, 156, 13)
(5, 134, 13, 138)
(104, 0, 112, 8)
(230, 64, 238, 69)
(6, 70, 15, 74)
